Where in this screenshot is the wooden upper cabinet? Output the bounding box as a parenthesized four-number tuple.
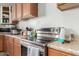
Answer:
(12, 4, 17, 20)
(57, 3, 79, 11)
(0, 35, 4, 51)
(22, 3, 38, 19)
(48, 48, 73, 56)
(16, 3, 22, 20)
(12, 3, 38, 21)
(22, 3, 30, 17)
(30, 3, 38, 17)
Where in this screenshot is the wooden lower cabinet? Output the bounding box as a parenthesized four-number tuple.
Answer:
(4, 36, 8, 53)
(0, 35, 4, 51)
(5, 36, 13, 56)
(48, 48, 73, 56)
(4, 36, 21, 56)
(14, 38, 21, 56)
(6, 36, 10, 54)
(8, 37, 14, 56)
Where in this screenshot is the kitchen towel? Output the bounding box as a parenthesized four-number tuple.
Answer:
(27, 45, 40, 56)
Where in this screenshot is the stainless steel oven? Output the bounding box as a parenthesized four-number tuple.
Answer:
(21, 39, 48, 56)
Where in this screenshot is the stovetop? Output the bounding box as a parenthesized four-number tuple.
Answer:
(20, 39, 51, 47)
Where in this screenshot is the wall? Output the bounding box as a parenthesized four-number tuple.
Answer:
(18, 3, 63, 30)
(63, 8, 79, 35)
(18, 3, 79, 35)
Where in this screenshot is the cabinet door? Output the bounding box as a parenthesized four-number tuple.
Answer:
(48, 48, 73, 56)
(22, 3, 38, 18)
(8, 37, 14, 56)
(4, 36, 8, 52)
(8, 43, 14, 56)
(30, 3, 38, 17)
(0, 35, 3, 51)
(16, 3, 22, 19)
(14, 38, 21, 56)
(12, 4, 17, 20)
(6, 36, 9, 54)
(22, 3, 30, 17)
(6, 36, 14, 56)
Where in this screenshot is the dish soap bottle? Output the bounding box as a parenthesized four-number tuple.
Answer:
(56, 27, 65, 44)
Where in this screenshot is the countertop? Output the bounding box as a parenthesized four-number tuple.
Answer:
(47, 38, 79, 56)
(0, 32, 47, 47)
(0, 32, 23, 39)
(0, 32, 79, 56)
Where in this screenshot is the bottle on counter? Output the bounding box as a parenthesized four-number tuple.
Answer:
(55, 27, 65, 44)
(22, 27, 29, 39)
(27, 27, 33, 40)
(28, 28, 37, 41)
(32, 29, 37, 41)
(58, 27, 65, 43)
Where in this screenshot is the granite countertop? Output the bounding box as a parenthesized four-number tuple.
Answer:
(0, 32, 23, 39)
(47, 38, 79, 56)
(0, 32, 46, 47)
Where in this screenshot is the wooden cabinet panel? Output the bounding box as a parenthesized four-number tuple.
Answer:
(6, 36, 14, 56)
(14, 43, 21, 56)
(6, 36, 9, 54)
(48, 48, 73, 56)
(14, 38, 21, 56)
(8, 37, 14, 44)
(12, 3, 38, 20)
(16, 3, 22, 19)
(22, 3, 38, 18)
(0, 35, 4, 51)
(22, 3, 30, 17)
(4, 36, 8, 52)
(8, 43, 14, 56)
(57, 3, 79, 11)
(30, 3, 38, 17)
(12, 4, 17, 20)
(4, 36, 21, 56)
(8, 37, 14, 56)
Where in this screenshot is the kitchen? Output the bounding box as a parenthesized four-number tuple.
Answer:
(0, 3, 79, 56)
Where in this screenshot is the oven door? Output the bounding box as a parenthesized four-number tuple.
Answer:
(21, 41, 45, 56)
(21, 45, 27, 56)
